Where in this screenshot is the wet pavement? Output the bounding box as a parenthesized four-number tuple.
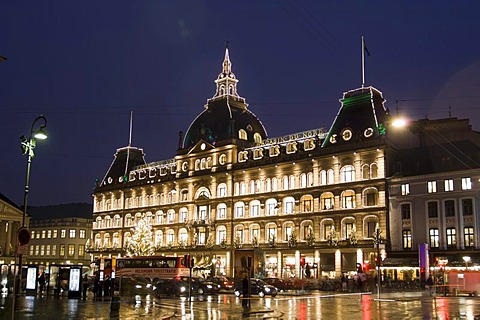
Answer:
(1, 291, 480, 319)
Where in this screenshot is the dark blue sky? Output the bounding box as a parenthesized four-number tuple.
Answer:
(2, 1, 480, 206)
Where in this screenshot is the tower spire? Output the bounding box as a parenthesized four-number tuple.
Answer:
(209, 43, 244, 102)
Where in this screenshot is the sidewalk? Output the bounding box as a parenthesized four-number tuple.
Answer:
(0, 293, 175, 320)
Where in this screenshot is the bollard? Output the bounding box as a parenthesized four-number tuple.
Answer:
(111, 296, 120, 311)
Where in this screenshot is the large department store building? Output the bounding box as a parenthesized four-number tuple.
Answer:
(90, 47, 412, 279)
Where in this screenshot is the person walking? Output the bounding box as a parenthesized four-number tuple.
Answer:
(38, 272, 46, 295)
(241, 274, 250, 312)
(82, 273, 89, 300)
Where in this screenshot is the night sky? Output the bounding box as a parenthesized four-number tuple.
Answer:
(1, 1, 480, 206)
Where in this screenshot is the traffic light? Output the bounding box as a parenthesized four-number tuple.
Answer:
(182, 254, 195, 268)
(300, 256, 306, 267)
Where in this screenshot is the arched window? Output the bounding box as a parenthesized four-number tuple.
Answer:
(320, 170, 327, 185)
(234, 182, 240, 196)
(240, 182, 246, 195)
(250, 200, 261, 217)
(103, 234, 110, 247)
(307, 172, 313, 187)
(362, 164, 370, 180)
(250, 180, 255, 194)
(300, 221, 314, 241)
(282, 176, 289, 190)
(272, 177, 278, 191)
(283, 196, 295, 214)
(265, 178, 271, 192)
(363, 216, 379, 238)
(341, 190, 356, 209)
(105, 216, 111, 228)
(217, 203, 227, 219)
(235, 225, 245, 242)
(300, 173, 307, 188)
(179, 228, 188, 242)
(282, 221, 295, 241)
(94, 234, 102, 247)
(195, 187, 211, 199)
(217, 226, 227, 244)
(320, 219, 334, 241)
(265, 223, 277, 243)
(167, 209, 175, 223)
(217, 183, 227, 197)
(341, 217, 356, 240)
(340, 165, 355, 183)
(371, 163, 378, 178)
(265, 198, 278, 216)
(145, 212, 153, 225)
(238, 129, 247, 140)
(179, 207, 188, 222)
(363, 188, 379, 206)
(123, 232, 132, 247)
(154, 230, 163, 247)
(112, 233, 121, 248)
(180, 189, 189, 202)
(254, 133, 262, 145)
(327, 169, 334, 184)
(234, 202, 245, 218)
(124, 214, 132, 227)
(113, 215, 121, 227)
(300, 195, 313, 212)
(320, 192, 335, 210)
(155, 211, 163, 225)
(166, 229, 175, 244)
(95, 217, 103, 229)
(289, 175, 295, 189)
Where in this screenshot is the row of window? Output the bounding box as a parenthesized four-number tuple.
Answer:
(401, 177, 472, 195)
(401, 199, 474, 220)
(402, 227, 475, 249)
(28, 244, 86, 257)
(93, 216, 380, 248)
(95, 163, 380, 212)
(30, 229, 87, 240)
(93, 189, 381, 229)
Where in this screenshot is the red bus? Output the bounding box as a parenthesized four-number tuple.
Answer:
(114, 256, 189, 278)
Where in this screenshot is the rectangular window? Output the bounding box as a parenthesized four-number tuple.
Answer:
(401, 184, 410, 195)
(40, 245, 45, 256)
(53, 230, 58, 238)
(322, 196, 334, 210)
(446, 228, 456, 247)
(79, 229, 86, 239)
(218, 186, 227, 197)
(401, 203, 411, 220)
(52, 245, 57, 256)
(462, 177, 472, 190)
(444, 179, 454, 192)
(428, 201, 438, 218)
(464, 227, 475, 247)
(235, 206, 244, 218)
(266, 203, 276, 216)
(47, 230, 51, 238)
(68, 244, 75, 256)
(366, 192, 377, 206)
(46, 245, 51, 256)
(427, 181, 437, 193)
(235, 230, 243, 242)
(445, 200, 455, 217)
(462, 199, 473, 216)
(367, 222, 377, 238)
(402, 230, 412, 249)
(302, 199, 312, 212)
(69, 229, 76, 238)
(344, 223, 353, 239)
(29, 246, 34, 256)
(36, 232, 40, 239)
(217, 207, 226, 219)
(323, 224, 333, 240)
(217, 229, 226, 244)
(179, 211, 187, 222)
(59, 244, 65, 257)
(35, 245, 39, 256)
(250, 204, 260, 217)
(429, 228, 439, 248)
(342, 195, 354, 209)
(61, 229, 66, 238)
(41, 230, 46, 239)
(31, 231, 35, 239)
(285, 201, 294, 214)
(78, 244, 85, 257)
(284, 226, 293, 241)
(267, 227, 276, 240)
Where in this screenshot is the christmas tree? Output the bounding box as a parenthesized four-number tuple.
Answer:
(126, 218, 155, 256)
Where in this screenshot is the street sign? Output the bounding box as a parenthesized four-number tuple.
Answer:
(18, 227, 31, 246)
(17, 245, 28, 255)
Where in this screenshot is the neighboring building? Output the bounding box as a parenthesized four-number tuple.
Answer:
(388, 118, 480, 271)
(91, 47, 393, 279)
(0, 193, 25, 265)
(26, 203, 93, 267)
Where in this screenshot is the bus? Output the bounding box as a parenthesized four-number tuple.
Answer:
(114, 256, 189, 279)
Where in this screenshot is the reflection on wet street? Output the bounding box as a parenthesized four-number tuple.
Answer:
(1, 291, 480, 319)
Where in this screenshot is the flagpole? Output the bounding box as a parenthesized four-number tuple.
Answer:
(124, 111, 133, 177)
(361, 36, 365, 88)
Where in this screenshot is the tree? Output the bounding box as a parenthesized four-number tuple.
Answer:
(126, 218, 155, 257)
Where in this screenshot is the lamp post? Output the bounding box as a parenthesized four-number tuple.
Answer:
(463, 256, 471, 270)
(12, 115, 48, 314)
(373, 222, 382, 300)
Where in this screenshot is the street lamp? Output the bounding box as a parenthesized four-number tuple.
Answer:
(463, 256, 471, 270)
(12, 115, 48, 312)
(372, 222, 383, 300)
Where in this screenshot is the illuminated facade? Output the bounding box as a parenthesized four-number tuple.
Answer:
(91, 47, 392, 279)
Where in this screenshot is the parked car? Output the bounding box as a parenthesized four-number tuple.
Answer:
(153, 278, 188, 296)
(234, 278, 278, 297)
(179, 277, 221, 295)
(263, 277, 287, 291)
(210, 276, 234, 290)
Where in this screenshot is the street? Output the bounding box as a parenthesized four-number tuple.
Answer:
(1, 291, 480, 319)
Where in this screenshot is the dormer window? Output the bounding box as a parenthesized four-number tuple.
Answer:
(238, 129, 247, 140)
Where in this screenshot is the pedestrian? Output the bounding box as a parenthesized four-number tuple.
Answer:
(82, 273, 89, 300)
(7, 270, 14, 294)
(103, 276, 111, 297)
(38, 272, 46, 295)
(241, 274, 250, 312)
(93, 274, 99, 300)
(305, 264, 311, 278)
(341, 274, 347, 292)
